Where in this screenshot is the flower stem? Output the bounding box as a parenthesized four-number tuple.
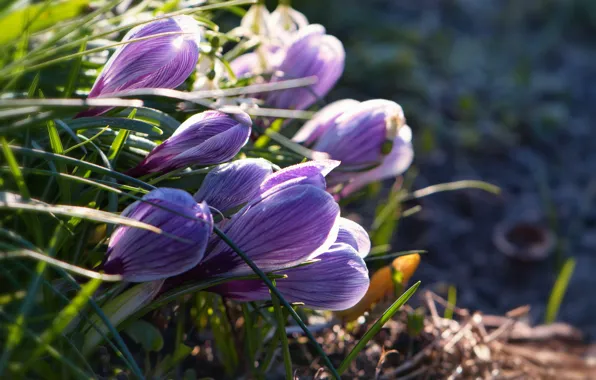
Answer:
(271, 280, 292, 379)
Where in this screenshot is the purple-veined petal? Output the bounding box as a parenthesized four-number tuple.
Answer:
(196, 184, 340, 277)
(259, 159, 340, 194)
(292, 99, 359, 145)
(337, 218, 371, 258)
(313, 99, 404, 167)
(193, 158, 274, 214)
(263, 24, 345, 111)
(103, 188, 213, 282)
(126, 109, 252, 177)
(337, 125, 414, 197)
(77, 16, 201, 118)
(211, 242, 369, 310)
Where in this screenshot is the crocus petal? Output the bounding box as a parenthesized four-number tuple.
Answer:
(77, 16, 201, 117)
(337, 218, 371, 258)
(259, 159, 340, 194)
(197, 184, 340, 277)
(338, 125, 414, 197)
(230, 52, 261, 77)
(193, 158, 274, 214)
(264, 24, 345, 111)
(211, 243, 369, 310)
(314, 99, 405, 167)
(126, 109, 252, 177)
(103, 188, 213, 282)
(292, 99, 360, 145)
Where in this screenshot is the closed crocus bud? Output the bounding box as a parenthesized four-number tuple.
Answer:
(126, 109, 252, 177)
(313, 99, 405, 170)
(103, 188, 213, 282)
(178, 183, 340, 280)
(263, 24, 345, 111)
(337, 125, 414, 197)
(193, 158, 274, 214)
(293, 99, 360, 146)
(77, 16, 201, 118)
(211, 242, 369, 310)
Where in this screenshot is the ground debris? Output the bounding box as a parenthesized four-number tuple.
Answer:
(297, 292, 596, 379)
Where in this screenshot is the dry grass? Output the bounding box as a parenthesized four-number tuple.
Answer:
(292, 292, 596, 379)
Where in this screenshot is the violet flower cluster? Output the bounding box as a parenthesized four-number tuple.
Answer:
(80, 6, 417, 311)
(105, 160, 370, 310)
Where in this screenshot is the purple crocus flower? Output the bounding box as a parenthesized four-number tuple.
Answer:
(77, 16, 201, 118)
(209, 214, 371, 310)
(263, 24, 345, 111)
(103, 188, 213, 282)
(193, 158, 273, 214)
(293, 99, 414, 196)
(126, 109, 252, 177)
(211, 243, 369, 310)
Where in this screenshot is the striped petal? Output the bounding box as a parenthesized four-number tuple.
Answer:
(337, 218, 371, 258)
(197, 184, 340, 277)
(264, 24, 345, 111)
(193, 158, 274, 214)
(211, 243, 369, 310)
(292, 99, 359, 146)
(77, 16, 201, 117)
(126, 109, 252, 177)
(103, 188, 213, 282)
(259, 159, 340, 195)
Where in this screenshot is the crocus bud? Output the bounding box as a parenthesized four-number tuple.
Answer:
(210, 242, 369, 310)
(312, 99, 405, 169)
(193, 158, 274, 214)
(77, 16, 201, 118)
(103, 188, 213, 282)
(126, 109, 252, 177)
(292, 99, 360, 145)
(263, 24, 345, 111)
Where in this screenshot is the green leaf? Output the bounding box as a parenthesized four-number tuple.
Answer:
(65, 117, 163, 136)
(0, 0, 90, 45)
(28, 278, 102, 364)
(123, 320, 164, 352)
(545, 257, 576, 324)
(270, 280, 292, 379)
(337, 281, 421, 375)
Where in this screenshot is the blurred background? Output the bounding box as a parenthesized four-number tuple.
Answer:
(293, 0, 596, 338)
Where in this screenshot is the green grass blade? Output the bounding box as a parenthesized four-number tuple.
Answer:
(337, 281, 421, 375)
(46, 119, 71, 203)
(0, 137, 30, 198)
(270, 280, 292, 379)
(7, 145, 155, 190)
(444, 285, 457, 320)
(27, 278, 102, 364)
(0, 225, 66, 375)
(545, 257, 576, 324)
